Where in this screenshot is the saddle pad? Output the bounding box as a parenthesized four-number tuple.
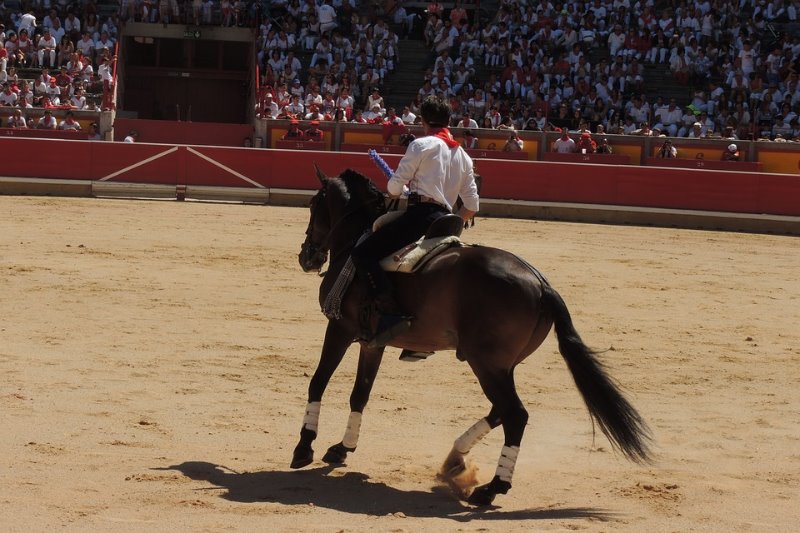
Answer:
(380, 236, 461, 273)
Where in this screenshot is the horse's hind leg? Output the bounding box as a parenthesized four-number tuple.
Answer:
(439, 407, 502, 499)
(291, 321, 353, 469)
(322, 343, 385, 464)
(465, 365, 529, 506)
(442, 406, 501, 477)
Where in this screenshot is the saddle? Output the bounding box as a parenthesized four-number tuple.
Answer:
(321, 213, 464, 320)
(374, 212, 464, 273)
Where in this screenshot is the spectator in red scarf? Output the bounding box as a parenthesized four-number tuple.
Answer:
(382, 107, 407, 144)
(576, 132, 597, 154)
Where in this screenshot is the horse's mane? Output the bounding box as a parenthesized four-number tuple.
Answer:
(339, 169, 384, 203)
(336, 169, 387, 220)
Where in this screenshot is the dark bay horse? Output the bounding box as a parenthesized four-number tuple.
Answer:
(293, 168, 652, 506)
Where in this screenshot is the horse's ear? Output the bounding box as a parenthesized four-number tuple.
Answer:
(313, 163, 328, 185)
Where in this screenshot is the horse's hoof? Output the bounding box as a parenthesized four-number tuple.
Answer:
(291, 444, 314, 469)
(466, 484, 496, 506)
(466, 477, 511, 506)
(322, 442, 355, 464)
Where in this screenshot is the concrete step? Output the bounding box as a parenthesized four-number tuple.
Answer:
(385, 38, 434, 110)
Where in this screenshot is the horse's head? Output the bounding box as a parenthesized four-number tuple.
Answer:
(299, 166, 332, 272)
(298, 166, 387, 273)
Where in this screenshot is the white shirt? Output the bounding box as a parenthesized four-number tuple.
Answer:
(59, 119, 81, 130)
(8, 115, 28, 128)
(38, 115, 57, 129)
(18, 13, 37, 34)
(388, 134, 479, 212)
(64, 16, 81, 33)
(401, 111, 416, 124)
(99, 63, 114, 82)
(656, 106, 682, 125)
(553, 136, 577, 153)
(0, 91, 18, 106)
(317, 4, 336, 26)
(77, 37, 95, 56)
(70, 95, 86, 109)
(38, 35, 57, 50)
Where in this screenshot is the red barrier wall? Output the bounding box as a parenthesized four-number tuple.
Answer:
(112, 118, 254, 146)
(2, 137, 799, 216)
(0, 128, 90, 140)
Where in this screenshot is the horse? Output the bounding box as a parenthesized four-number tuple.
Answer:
(293, 168, 652, 506)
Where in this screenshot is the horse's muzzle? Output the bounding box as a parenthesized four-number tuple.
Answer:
(299, 240, 328, 273)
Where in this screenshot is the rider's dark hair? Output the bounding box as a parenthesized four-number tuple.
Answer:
(420, 95, 452, 128)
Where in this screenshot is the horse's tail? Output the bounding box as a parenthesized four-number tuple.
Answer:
(542, 284, 653, 464)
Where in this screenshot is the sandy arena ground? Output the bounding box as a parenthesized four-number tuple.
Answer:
(1, 196, 798, 532)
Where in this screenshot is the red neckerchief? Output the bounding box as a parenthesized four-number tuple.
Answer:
(428, 127, 459, 148)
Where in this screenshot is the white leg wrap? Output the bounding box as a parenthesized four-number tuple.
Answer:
(453, 418, 492, 454)
(495, 445, 520, 483)
(341, 411, 362, 449)
(302, 401, 321, 433)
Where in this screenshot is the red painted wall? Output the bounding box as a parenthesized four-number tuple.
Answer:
(1, 138, 799, 216)
(113, 118, 254, 146)
(1, 128, 89, 140)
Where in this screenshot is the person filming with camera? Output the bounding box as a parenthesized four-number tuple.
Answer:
(657, 139, 677, 158)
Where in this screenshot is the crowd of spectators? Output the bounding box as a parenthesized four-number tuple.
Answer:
(1, 2, 120, 123)
(408, 0, 800, 143)
(116, 0, 262, 26)
(252, 0, 800, 146)
(7, 0, 800, 145)
(255, 0, 409, 127)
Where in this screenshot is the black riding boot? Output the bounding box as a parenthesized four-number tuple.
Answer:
(362, 264, 413, 348)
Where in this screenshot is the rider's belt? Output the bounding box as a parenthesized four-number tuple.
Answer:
(409, 192, 448, 210)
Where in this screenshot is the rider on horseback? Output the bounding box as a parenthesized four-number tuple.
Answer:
(351, 95, 480, 348)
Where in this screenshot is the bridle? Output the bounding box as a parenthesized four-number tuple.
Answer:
(300, 188, 331, 270)
(301, 183, 387, 270)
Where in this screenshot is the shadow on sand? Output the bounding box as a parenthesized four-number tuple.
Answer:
(159, 461, 616, 522)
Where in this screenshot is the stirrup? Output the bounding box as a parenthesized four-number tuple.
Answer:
(399, 349, 434, 362)
(367, 314, 413, 348)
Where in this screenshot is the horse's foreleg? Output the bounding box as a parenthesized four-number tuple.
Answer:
(465, 366, 529, 506)
(322, 344, 385, 464)
(291, 321, 353, 469)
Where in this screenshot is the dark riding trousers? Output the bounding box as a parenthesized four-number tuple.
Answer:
(351, 201, 450, 268)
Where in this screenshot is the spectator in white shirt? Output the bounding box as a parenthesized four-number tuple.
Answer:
(553, 130, 577, 153)
(317, 0, 337, 35)
(401, 105, 417, 125)
(18, 11, 37, 35)
(457, 111, 479, 129)
(38, 110, 57, 129)
(59, 110, 82, 131)
(653, 99, 683, 137)
(64, 12, 81, 35)
(76, 32, 95, 64)
(0, 81, 18, 106)
(37, 29, 58, 68)
(70, 87, 86, 109)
